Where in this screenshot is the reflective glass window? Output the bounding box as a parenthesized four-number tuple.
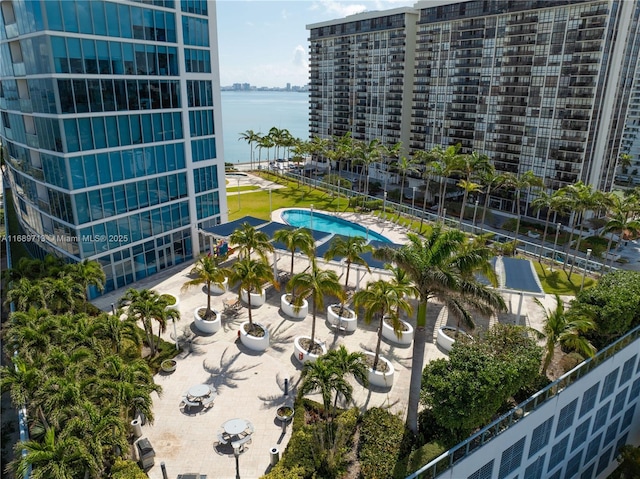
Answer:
(105, 116, 119, 148)
(97, 41, 110, 74)
(97, 153, 111, 183)
(51, 37, 68, 73)
(101, 79, 115, 111)
(84, 155, 98, 187)
(119, 4, 133, 38)
(72, 79, 89, 113)
(114, 185, 127, 213)
(109, 42, 124, 75)
(88, 80, 102, 112)
(91, 1, 107, 36)
(64, 119, 79, 152)
(130, 115, 142, 144)
(105, 2, 119, 36)
(46, 0, 63, 30)
(58, 79, 74, 112)
(78, 118, 93, 150)
(67, 38, 83, 73)
(75, 193, 90, 223)
(111, 152, 124, 182)
(69, 156, 85, 188)
(77, 0, 92, 34)
(61, 0, 78, 32)
(141, 115, 153, 143)
(118, 115, 131, 145)
(92, 117, 107, 149)
(102, 188, 115, 216)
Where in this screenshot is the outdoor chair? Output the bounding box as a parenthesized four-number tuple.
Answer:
(182, 398, 200, 412)
(201, 396, 215, 409)
(232, 434, 252, 452)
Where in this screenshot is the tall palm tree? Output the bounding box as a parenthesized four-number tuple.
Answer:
(91, 313, 142, 356)
(273, 227, 315, 276)
(395, 155, 420, 217)
(374, 226, 506, 433)
(119, 289, 171, 357)
(288, 260, 344, 352)
(456, 179, 483, 225)
(299, 358, 351, 420)
(238, 129, 261, 169)
(532, 190, 563, 262)
(229, 222, 274, 262)
(456, 151, 492, 225)
(257, 134, 274, 169)
(534, 294, 596, 375)
(413, 151, 437, 231)
(428, 144, 464, 221)
(42, 275, 83, 314)
(353, 279, 412, 371)
(269, 126, 287, 161)
(379, 141, 402, 193)
(228, 256, 276, 332)
(476, 164, 500, 229)
(66, 259, 106, 304)
(322, 235, 372, 290)
(602, 193, 640, 269)
(353, 139, 381, 200)
(500, 170, 545, 240)
(181, 254, 227, 319)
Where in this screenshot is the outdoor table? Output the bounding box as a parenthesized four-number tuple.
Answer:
(222, 418, 249, 436)
(188, 384, 211, 400)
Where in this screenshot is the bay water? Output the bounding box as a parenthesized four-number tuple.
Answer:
(220, 90, 309, 164)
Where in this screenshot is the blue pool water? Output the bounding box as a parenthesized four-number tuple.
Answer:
(281, 210, 391, 243)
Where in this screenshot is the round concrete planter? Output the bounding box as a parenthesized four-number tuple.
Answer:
(363, 351, 394, 388)
(208, 277, 228, 295)
(239, 321, 269, 351)
(293, 336, 327, 364)
(327, 304, 357, 332)
(161, 294, 180, 311)
(382, 317, 414, 345)
(436, 326, 472, 353)
(281, 294, 308, 319)
(240, 288, 266, 307)
(193, 307, 221, 334)
(160, 359, 177, 373)
(276, 404, 295, 423)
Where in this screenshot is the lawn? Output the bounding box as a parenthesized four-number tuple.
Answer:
(226, 176, 355, 221)
(533, 260, 596, 295)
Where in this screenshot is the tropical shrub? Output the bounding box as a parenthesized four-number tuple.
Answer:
(572, 270, 640, 348)
(358, 408, 412, 479)
(420, 324, 542, 443)
(111, 459, 148, 479)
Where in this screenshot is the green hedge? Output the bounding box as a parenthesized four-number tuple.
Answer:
(358, 408, 412, 479)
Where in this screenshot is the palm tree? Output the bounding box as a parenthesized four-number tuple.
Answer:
(500, 170, 545, 240)
(238, 129, 261, 169)
(91, 313, 142, 356)
(374, 226, 506, 433)
(269, 126, 287, 162)
(288, 260, 344, 352)
(413, 151, 437, 231)
(4, 278, 46, 312)
(534, 294, 596, 375)
(257, 134, 274, 169)
(181, 254, 227, 319)
(532, 190, 563, 262)
(456, 179, 483, 225)
(66, 259, 106, 304)
(476, 164, 500, 229)
(322, 235, 372, 290)
(42, 275, 83, 314)
(273, 227, 315, 276)
(456, 151, 492, 225)
(12, 427, 100, 479)
(395, 155, 420, 217)
(353, 279, 412, 372)
(227, 257, 276, 332)
(229, 222, 274, 262)
(119, 289, 171, 357)
(428, 144, 464, 221)
(353, 139, 381, 201)
(602, 193, 640, 269)
(379, 141, 402, 193)
(323, 345, 369, 394)
(299, 358, 351, 420)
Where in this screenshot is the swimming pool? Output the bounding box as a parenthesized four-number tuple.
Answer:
(281, 209, 391, 243)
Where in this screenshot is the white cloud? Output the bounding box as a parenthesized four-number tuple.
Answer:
(313, 0, 368, 18)
(292, 45, 308, 69)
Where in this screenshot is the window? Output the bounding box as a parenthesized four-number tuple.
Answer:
(596, 447, 613, 476)
(592, 402, 610, 434)
(612, 389, 628, 417)
(604, 418, 620, 446)
(572, 418, 591, 451)
(468, 460, 493, 479)
(586, 433, 602, 461)
(498, 437, 525, 479)
(556, 399, 577, 437)
(565, 451, 582, 479)
(529, 417, 553, 457)
(619, 356, 636, 385)
(601, 369, 619, 401)
(547, 435, 569, 472)
(524, 455, 545, 479)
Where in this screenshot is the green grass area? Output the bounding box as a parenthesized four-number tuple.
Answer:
(226, 176, 355, 221)
(533, 260, 596, 295)
(226, 185, 261, 193)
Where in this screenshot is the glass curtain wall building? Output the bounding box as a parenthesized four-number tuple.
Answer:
(307, 0, 640, 217)
(0, 0, 227, 296)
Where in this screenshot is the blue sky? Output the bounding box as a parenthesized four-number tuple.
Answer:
(216, 1, 417, 88)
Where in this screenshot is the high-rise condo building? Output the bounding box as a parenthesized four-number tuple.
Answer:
(0, 0, 227, 297)
(308, 0, 640, 215)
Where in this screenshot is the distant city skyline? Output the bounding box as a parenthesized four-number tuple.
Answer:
(216, 0, 416, 88)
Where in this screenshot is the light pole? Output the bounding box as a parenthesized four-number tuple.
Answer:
(411, 186, 417, 214)
(310, 204, 313, 230)
(551, 222, 561, 271)
(237, 177, 241, 210)
(233, 447, 241, 479)
(581, 248, 592, 292)
(472, 199, 479, 233)
(268, 188, 273, 218)
(383, 191, 388, 216)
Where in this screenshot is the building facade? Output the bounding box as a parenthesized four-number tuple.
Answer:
(0, 0, 227, 296)
(308, 0, 640, 215)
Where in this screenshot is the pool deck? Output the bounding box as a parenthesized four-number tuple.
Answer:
(88, 171, 558, 479)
